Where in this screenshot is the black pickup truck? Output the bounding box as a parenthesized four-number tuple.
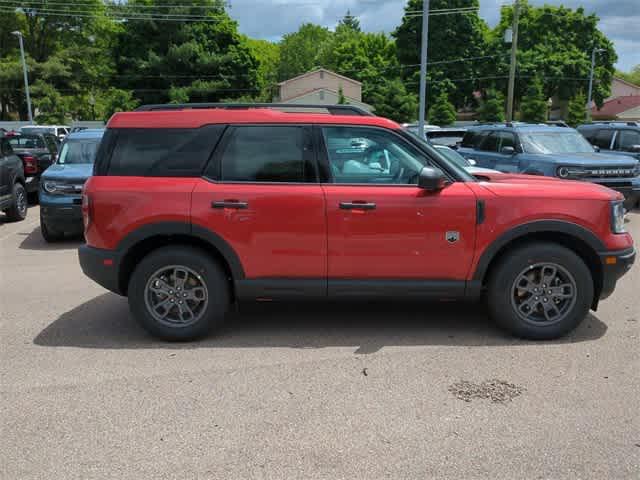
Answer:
(0, 133, 28, 221)
(6, 132, 59, 202)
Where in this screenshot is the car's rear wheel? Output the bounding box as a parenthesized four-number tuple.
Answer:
(128, 246, 230, 341)
(487, 243, 593, 340)
(4, 183, 28, 222)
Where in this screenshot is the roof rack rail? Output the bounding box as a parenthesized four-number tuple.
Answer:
(585, 120, 639, 127)
(134, 103, 375, 116)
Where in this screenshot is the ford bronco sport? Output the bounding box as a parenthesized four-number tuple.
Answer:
(79, 104, 636, 341)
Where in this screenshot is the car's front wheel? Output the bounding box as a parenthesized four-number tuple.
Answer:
(128, 246, 230, 341)
(487, 243, 593, 340)
(4, 183, 28, 222)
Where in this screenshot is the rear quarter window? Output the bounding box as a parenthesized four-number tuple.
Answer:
(103, 126, 225, 176)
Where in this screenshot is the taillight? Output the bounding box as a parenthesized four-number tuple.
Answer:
(82, 193, 91, 230)
(23, 156, 38, 175)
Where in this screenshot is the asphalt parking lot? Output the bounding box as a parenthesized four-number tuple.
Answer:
(1, 206, 639, 480)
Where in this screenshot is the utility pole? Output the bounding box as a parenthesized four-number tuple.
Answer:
(586, 46, 604, 122)
(11, 31, 33, 123)
(417, 0, 430, 139)
(506, 0, 520, 122)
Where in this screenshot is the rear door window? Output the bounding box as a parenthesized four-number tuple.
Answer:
(496, 131, 516, 151)
(107, 126, 225, 176)
(479, 132, 499, 152)
(216, 126, 315, 183)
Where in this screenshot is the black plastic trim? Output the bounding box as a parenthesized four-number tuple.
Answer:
(476, 200, 486, 225)
(135, 103, 374, 116)
(236, 279, 327, 300)
(78, 245, 124, 295)
(599, 247, 635, 300)
(328, 279, 467, 299)
(472, 220, 606, 281)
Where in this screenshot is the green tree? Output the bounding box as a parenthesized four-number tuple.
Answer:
(519, 78, 548, 123)
(477, 89, 505, 122)
(616, 65, 640, 86)
(277, 24, 332, 81)
(566, 92, 587, 127)
(428, 92, 457, 126)
(394, 0, 489, 112)
(246, 38, 280, 101)
(369, 78, 417, 123)
(338, 86, 347, 104)
(487, 1, 616, 108)
(339, 11, 361, 33)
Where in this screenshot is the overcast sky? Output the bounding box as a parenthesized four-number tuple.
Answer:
(228, 0, 639, 71)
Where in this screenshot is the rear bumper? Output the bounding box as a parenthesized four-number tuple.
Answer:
(78, 245, 124, 295)
(25, 175, 39, 194)
(599, 247, 636, 300)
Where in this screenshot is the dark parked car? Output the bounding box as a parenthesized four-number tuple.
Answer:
(577, 122, 640, 160)
(39, 129, 104, 241)
(0, 133, 28, 221)
(7, 132, 59, 201)
(457, 123, 640, 209)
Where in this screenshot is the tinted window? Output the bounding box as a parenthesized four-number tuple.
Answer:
(8, 135, 45, 149)
(579, 128, 597, 143)
(107, 126, 225, 176)
(616, 130, 640, 151)
(480, 132, 499, 152)
(1, 138, 13, 156)
(322, 126, 432, 185)
(461, 130, 487, 148)
(593, 129, 614, 149)
(44, 135, 58, 154)
(219, 126, 315, 183)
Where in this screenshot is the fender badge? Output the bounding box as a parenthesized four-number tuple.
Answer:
(446, 231, 460, 243)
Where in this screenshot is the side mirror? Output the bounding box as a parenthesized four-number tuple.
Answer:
(500, 146, 515, 155)
(593, 145, 601, 152)
(418, 166, 448, 191)
(467, 158, 477, 166)
(628, 145, 640, 153)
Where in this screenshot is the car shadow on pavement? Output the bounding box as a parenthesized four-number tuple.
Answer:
(18, 225, 83, 251)
(34, 293, 608, 353)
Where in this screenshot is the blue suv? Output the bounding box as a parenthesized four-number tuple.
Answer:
(39, 129, 104, 241)
(577, 122, 640, 161)
(457, 123, 640, 209)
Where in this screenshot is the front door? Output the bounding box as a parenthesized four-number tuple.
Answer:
(192, 125, 327, 298)
(318, 126, 477, 298)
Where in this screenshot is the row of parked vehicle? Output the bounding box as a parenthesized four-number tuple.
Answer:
(406, 121, 640, 210)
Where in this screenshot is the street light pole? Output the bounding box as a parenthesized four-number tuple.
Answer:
(12, 31, 33, 123)
(586, 47, 604, 122)
(506, 0, 520, 122)
(417, 0, 430, 139)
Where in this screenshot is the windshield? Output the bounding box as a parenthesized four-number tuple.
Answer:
(520, 131, 595, 154)
(57, 139, 100, 164)
(8, 135, 45, 149)
(435, 147, 471, 168)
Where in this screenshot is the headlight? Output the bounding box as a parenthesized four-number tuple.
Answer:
(610, 201, 626, 234)
(556, 166, 586, 178)
(43, 181, 59, 194)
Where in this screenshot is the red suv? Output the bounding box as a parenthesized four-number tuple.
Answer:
(79, 104, 635, 341)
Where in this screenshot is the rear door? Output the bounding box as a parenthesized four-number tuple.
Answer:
(192, 125, 327, 297)
(318, 125, 477, 297)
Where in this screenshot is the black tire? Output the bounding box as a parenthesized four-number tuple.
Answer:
(486, 243, 593, 340)
(127, 246, 230, 341)
(4, 183, 28, 222)
(40, 213, 64, 242)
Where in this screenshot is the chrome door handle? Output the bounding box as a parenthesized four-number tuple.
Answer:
(339, 201, 376, 210)
(212, 200, 248, 209)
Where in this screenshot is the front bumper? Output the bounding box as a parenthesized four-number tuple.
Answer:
(78, 245, 124, 295)
(40, 203, 83, 234)
(599, 247, 636, 300)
